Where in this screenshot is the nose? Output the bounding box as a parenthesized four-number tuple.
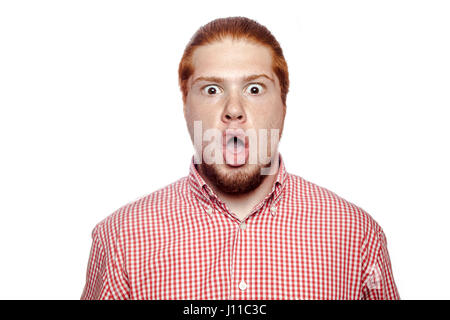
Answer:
(221, 94, 247, 124)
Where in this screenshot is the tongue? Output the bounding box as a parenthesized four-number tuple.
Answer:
(227, 138, 244, 153)
(223, 137, 248, 167)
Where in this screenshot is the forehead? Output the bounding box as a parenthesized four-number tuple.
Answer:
(190, 38, 275, 81)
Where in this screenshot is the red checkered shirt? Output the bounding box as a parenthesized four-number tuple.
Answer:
(81, 154, 399, 300)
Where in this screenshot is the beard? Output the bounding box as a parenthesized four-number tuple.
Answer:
(197, 160, 274, 194)
(193, 124, 283, 194)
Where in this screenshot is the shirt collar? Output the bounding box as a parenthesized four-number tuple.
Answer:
(188, 152, 288, 212)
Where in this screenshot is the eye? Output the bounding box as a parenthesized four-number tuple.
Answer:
(202, 85, 222, 96)
(245, 83, 264, 95)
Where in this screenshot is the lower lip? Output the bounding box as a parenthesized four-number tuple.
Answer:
(223, 139, 249, 167)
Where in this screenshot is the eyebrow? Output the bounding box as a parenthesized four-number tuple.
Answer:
(191, 73, 274, 86)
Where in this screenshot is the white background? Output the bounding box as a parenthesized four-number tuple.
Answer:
(0, 0, 449, 299)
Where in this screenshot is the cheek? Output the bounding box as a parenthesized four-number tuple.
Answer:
(185, 104, 220, 134)
(252, 101, 284, 128)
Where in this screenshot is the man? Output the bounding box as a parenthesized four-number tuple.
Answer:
(81, 16, 399, 300)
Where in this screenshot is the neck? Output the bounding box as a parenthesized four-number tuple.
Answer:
(199, 154, 280, 221)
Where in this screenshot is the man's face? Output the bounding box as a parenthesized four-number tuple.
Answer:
(184, 38, 286, 194)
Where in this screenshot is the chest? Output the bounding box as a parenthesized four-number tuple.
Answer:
(124, 212, 363, 299)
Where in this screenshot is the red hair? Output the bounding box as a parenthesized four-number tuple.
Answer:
(178, 16, 289, 106)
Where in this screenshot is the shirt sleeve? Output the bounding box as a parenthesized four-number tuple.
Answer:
(81, 215, 131, 300)
(80, 225, 112, 300)
(361, 227, 400, 300)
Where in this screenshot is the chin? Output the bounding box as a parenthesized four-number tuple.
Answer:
(200, 162, 268, 194)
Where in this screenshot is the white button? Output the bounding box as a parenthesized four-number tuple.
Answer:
(270, 205, 277, 214)
(239, 280, 247, 291)
(206, 206, 212, 215)
(240, 222, 247, 230)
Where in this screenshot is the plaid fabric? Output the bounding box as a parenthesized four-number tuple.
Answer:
(81, 154, 399, 300)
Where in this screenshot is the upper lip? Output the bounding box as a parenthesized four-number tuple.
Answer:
(223, 128, 248, 147)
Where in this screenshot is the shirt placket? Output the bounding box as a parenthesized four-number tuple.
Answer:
(196, 173, 286, 300)
(229, 185, 286, 299)
(230, 216, 251, 299)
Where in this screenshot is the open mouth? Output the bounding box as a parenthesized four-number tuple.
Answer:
(227, 136, 245, 153)
(222, 130, 249, 167)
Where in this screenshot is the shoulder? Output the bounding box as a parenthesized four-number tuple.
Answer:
(286, 172, 384, 238)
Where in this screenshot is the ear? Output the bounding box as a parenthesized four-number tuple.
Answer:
(181, 80, 190, 120)
(182, 95, 188, 119)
